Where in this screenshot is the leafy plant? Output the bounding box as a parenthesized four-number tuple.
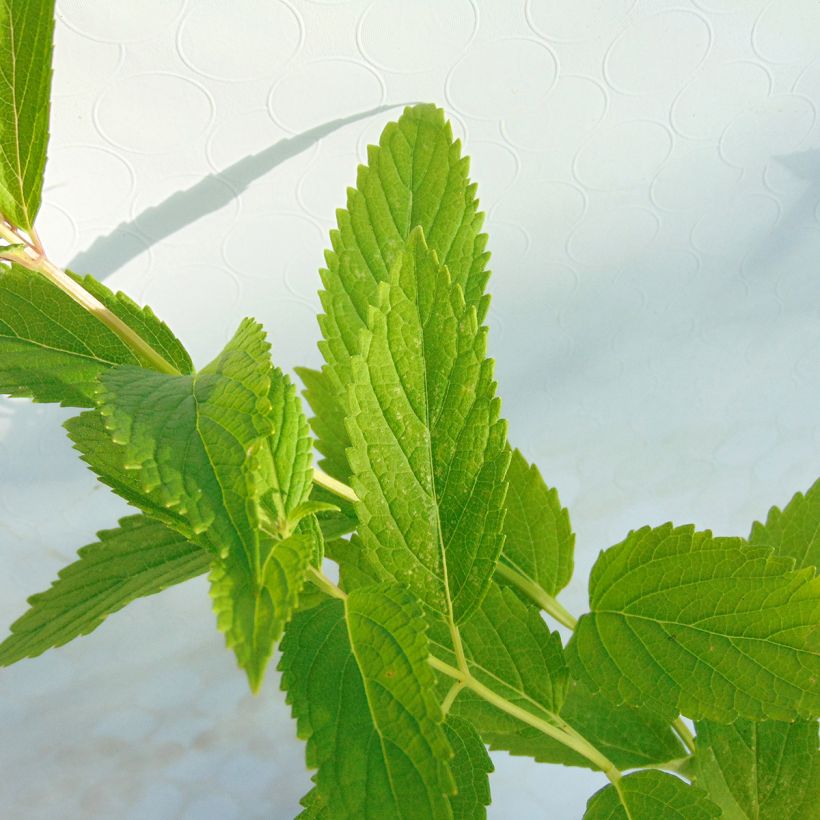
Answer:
(1, 3, 818, 817)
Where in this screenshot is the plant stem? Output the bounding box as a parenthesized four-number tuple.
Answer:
(427, 655, 621, 785)
(313, 468, 358, 504)
(495, 562, 578, 630)
(1, 220, 180, 375)
(672, 717, 696, 755)
(308, 565, 346, 601)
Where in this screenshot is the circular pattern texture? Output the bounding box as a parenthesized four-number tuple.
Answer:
(671, 61, 771, 139)
(269, 59, 385, 133)
(59, 0, 185, 43)
(753, 0, 820, 64)
(47, 145, 134, 222)
(568, 205, 659, 269)
(605, 11, 711, 95)
(357, 0, 476, 73)
(504, 76, 607, 152)
(527, 0, 636, 42)
(720, 94, 815, 170)
(651, 146, 741, 211)
(691, 194, 780, 256)
(94, 73, 213, 154)
(574, 120, 672, 190)
(446, 38, 557, 118)
(52, 25, 122, 98)
(178, 0, 302, 82)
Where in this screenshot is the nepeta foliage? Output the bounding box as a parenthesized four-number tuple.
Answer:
(0, 2, 817, 817)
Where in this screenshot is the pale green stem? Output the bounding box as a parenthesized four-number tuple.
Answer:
(307, 565, 346, 601)
(673, 717, 696, 755)
(1, 221, 179, 375)
(495, 561, 578, 630)
(428, 655, 621, 785)
(313, 469, 358, 504)
(440, 679, 466, 716)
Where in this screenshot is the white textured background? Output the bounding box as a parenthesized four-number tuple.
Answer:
(1, 1, 819, 817)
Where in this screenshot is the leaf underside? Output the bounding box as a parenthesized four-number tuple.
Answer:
(567, 524, 820, 723)
(0, 265, 192, 406)
(280, 585, 455, 819)
(499, 447, 574, 597)
(0, 515, 208, 666)
(693, 718, 819, 819)
(443, 716, 493, 820)
(0, 0, 54, 230)
(585, 770, 720, 819)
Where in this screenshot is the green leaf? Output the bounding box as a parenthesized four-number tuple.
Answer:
(443, 716, 493, 820)
(297, 366, 350, 482)
(68, 320, 316, 688)
(0, 515, 208, 666)
(585, 771, 720, 820)
(750, 478, 820, 572)
(693, 718, 819, 819)
(0, 0, 54, 230)
(297, 785, 329, 819)
(309, 103, 489, 479)
(347, 228, 508, 623)
(280, 585, 456, 819)
(567, 524, 820, 722)
(499, 447, 574, 596)
(431, 583, 568, 730)
(479, 678, 686, 772)
(0, 265, 192, 406)
(209, 525, 319, 692)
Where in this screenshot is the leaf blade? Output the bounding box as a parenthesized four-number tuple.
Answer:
(308, 103, 489, 479)
(0, 515, 208, 666)
(585, 771, 720, 820)
(0, 265, 193, 406)
(567, 524, 820, 722)
(0, 0, 54, 230)
(346, 228, 508, 623)
(280, 585, 455, 819)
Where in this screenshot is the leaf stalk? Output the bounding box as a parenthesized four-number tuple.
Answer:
(495, 561, 578, 630)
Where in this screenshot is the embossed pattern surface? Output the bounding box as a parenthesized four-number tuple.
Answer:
(1, 1, 819, 817)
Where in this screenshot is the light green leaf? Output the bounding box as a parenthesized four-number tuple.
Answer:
(0, 515, 208, 666)
(0, 265, 192, 406)
(479, 678, 686, 772)
(499, 447, 574, 597)
(750, 478, 820, 572)
(297, 784, 328, 819)
(567, 524, 820, 722)
(585, 770, 720, 820)
(209, 525, 319, 692)
(347, 227, 508, 623)
(280, 585, 456, 819)
(444, 716, 493, 820)
(297, 366, 350, 482)
(309, 103, 489, 479)
(68, 320, 316, 688)
(693, 718, 819, 819)
(0, 0, 54, 230)
(431, 583, 568, 731)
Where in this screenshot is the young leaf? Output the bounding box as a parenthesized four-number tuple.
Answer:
(0, 515, 208, 666)
(0, 0, 54, 230)
(567, 524, 820, 723)
(750, 478, 820, 572)
(443, 717, 493, 820)
(499, 447, 574, 596)
(209, 525, 319, 692)
(347, 227, 508, 623)
(693, 718, 819, 819)
(309, 103, 489, 478)
(280, 585, 456, 818)
(0, 265, 192, 406)
(430, 583, 568, 729)
(478, 679, 687, 772)
(585, 770, 720, 819)
(74, 318, 272, 557)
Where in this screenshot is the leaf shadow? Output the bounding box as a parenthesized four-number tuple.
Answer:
(68, 104, 405, 279)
